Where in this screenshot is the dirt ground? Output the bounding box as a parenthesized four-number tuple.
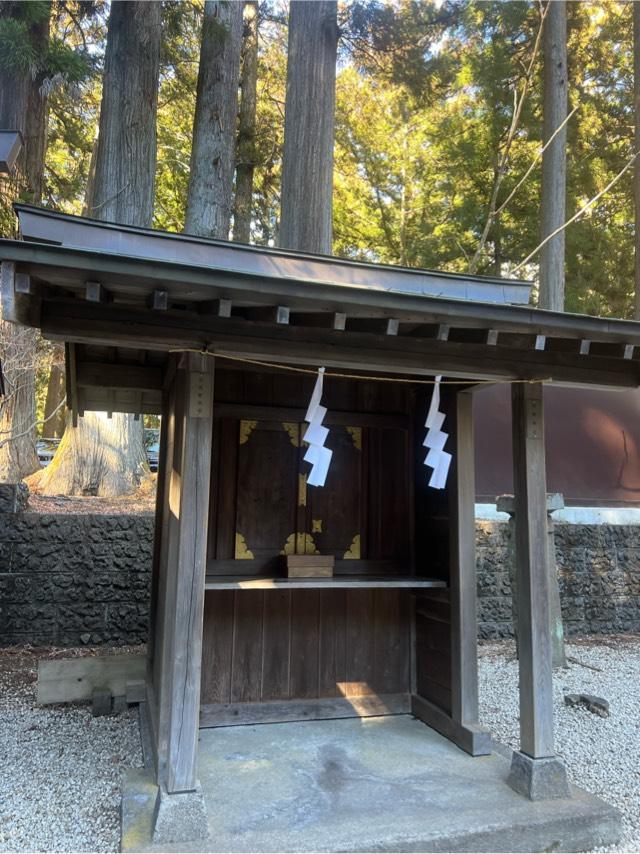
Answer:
(24, 476, 157, 515)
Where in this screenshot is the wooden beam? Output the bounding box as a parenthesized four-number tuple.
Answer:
(76, 361, 163, 391)
(85, 280, 110, 303)
(148, 289, 169, 311)
(511, 382, 555, 759)
(201, 694, 410, 728)
(212, 402, 408, 430)
(38, 654, 145, 705)
(0, 261, 40, 326)
(10, 237, 640, 343)
(40, 299, 640, 388)
(154, 353, 215, 793)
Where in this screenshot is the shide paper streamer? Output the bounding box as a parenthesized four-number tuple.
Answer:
(303, 368, 333, 487)
(423, 375, 451, 490)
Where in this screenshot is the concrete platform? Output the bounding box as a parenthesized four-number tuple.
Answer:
(121, 715, 621, 853)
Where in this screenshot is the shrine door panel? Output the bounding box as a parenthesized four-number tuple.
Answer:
(212, 419, 300, 571)
(201, 587, 411, 706)
(302, 425, 363, 558)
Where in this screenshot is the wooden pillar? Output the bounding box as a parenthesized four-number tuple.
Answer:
(449, 389, 490, 754)
(511, 382, 554, 759)
(508, 382, 569, 799)
(450, 390, 480, 728)
(153, 353, 215, 794)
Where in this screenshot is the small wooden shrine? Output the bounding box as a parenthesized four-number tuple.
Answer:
(2, 204, 638, 842)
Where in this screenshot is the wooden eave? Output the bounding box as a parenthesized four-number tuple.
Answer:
(1, 239, 640, 403)
(15, 203, 532, 305)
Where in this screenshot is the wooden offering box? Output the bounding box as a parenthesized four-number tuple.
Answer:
(286, 554, 334, 578)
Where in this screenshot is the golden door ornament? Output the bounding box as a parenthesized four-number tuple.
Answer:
(235, 532, 255, 559)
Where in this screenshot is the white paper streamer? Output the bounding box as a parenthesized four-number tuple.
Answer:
(303, 368, 333, 487)
(423, 375, 451, 489)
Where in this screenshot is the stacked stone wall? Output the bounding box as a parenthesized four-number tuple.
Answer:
(1, 509, 639, 645)
(0, 513, 153, 646)
(477, 520, 640, 638)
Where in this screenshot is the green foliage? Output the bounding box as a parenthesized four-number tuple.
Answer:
(0, 16, 39, 74)
(39, 0, 640, 320)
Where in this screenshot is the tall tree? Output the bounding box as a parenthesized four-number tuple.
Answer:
(39, 0, 161, 497)
(634, 1, 640, 320)
(185, 0, 243, 239)
(539, 0, 568, 311)
(279, 0, 338, 254)
(0, 2, 52, 481)
(233, 1, 259, 244)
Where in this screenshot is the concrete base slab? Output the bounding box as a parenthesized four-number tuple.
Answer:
(507, 751, 571, 800)
(152, 783, 209, 845)
(121, 715, 621, 853)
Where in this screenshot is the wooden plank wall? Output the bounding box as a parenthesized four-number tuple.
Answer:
(413, 385, 455, 711)
(414, 590, 451, 714)
(201, 588, 411, 708)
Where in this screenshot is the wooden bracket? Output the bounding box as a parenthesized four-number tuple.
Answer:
(148, 289, 169, 311)
(198, 298, 232, 317)
(85, 280, 111, 303)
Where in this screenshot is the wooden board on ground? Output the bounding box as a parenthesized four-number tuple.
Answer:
(37, 653, 146, 705)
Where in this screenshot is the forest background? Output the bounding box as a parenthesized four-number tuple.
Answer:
(0, 0, 637, 494)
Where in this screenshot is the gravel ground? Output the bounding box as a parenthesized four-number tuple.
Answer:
(0, 645, 144, 853)
(479, 635, 640, 853)
(0, 638, 637, 852)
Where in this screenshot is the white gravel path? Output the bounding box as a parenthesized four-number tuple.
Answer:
(479, 635, 640, 853)
(0, 646, 143, 853)
(0, 638, 637, 852)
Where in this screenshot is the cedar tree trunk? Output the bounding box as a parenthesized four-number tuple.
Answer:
(539, 0, 567, 312)
(279, 1, 338, 254)
(185, 0, 243, 239)
(0, 2, 50, 481)
(42, 0, 161, 497)
(42, 343, 66, 439)
(233, 1, 259, 244)
(37, 410, 148, 497)
(88, 0, 161, 225)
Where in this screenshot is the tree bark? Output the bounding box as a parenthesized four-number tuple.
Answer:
(279, 1, 338, 255)
(0, 321, 39, 481)
(0, 2, 50, 481)
(233, 1, 259, 244)
(43, 0, 161, 497)
(37, 411, 148, 497)
(88, 0, 161, 225)
(634, 2, 640, 320)
(42, 343, 66, 440)
(185, 0, 243, 240)
(539, 0, 568, 312)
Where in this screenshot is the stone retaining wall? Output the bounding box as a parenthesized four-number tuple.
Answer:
(0, 513, 153, 646)
(1, 510, 639, 646)
(477, 520, 640, 638)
